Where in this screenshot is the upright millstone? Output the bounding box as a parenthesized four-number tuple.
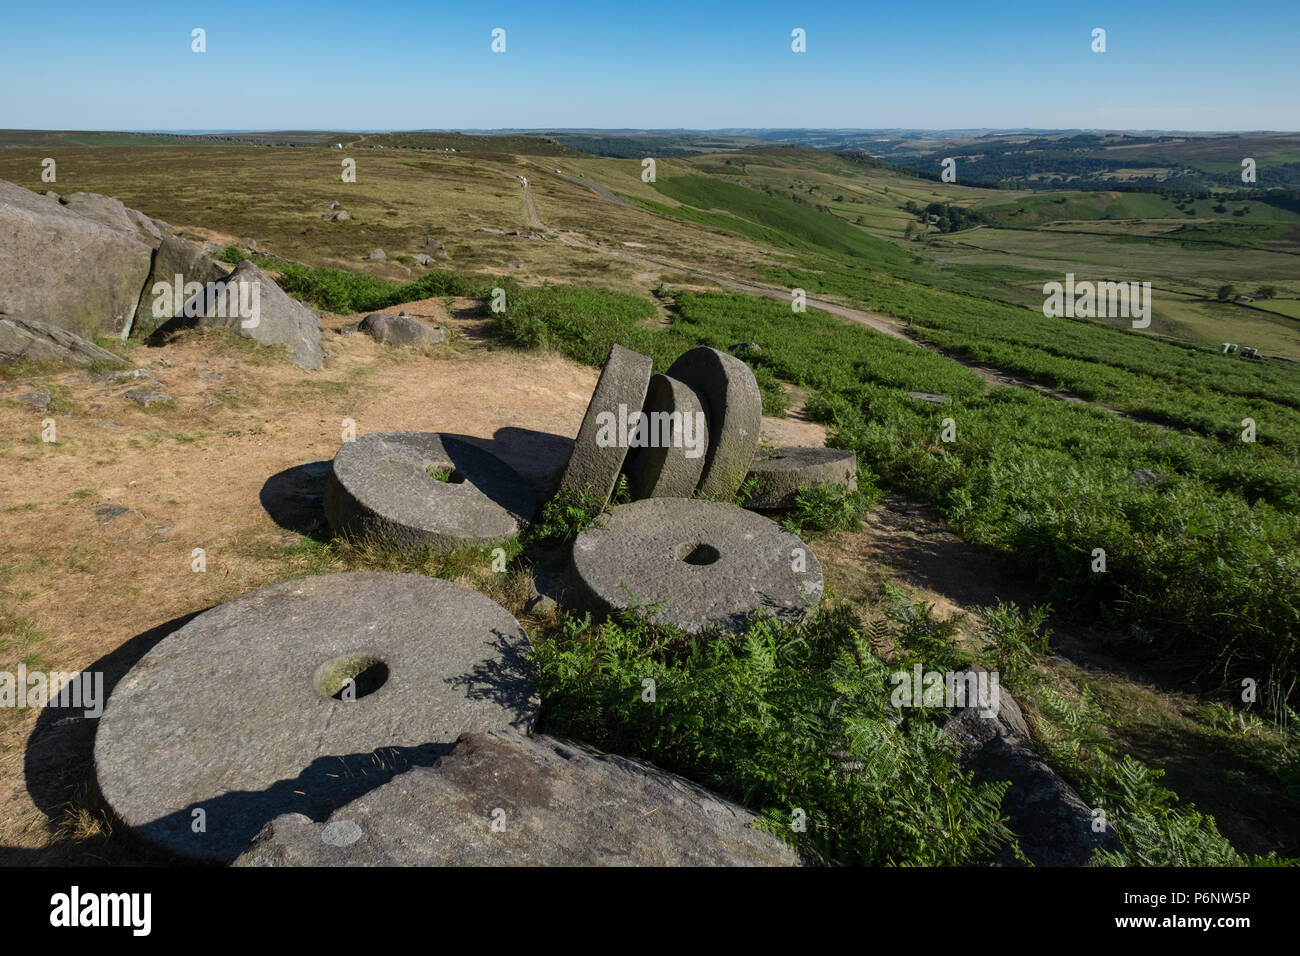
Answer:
(568, 497, 823, 634)
(744, 446, 858, 510)
(93, 572, 539, 864)
(622, 374, 709, 500)
(324, 431, 535, 553)
(665, 347, 761, 500)
(555, 343, 652, 508)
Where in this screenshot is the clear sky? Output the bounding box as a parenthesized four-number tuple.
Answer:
(2, 0, 1297, 131)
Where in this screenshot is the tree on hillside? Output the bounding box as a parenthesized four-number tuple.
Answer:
(904, 222, 919, 241)
(1253, 286, 1277, 299)
(1217, 284, 1237, 301)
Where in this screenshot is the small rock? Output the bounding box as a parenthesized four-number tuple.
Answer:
(1132, 468, 1168, 487)
(197, 371, 223, 382)
(323, 201, 340, 210)
(330, 210, 350, 222)
(908, 391, 952, 404)
(476, 227, 505, 235)
(367, 249, 386, 261)
(413, 254, 432, 266)
(16, 391, 51, 410)
(124, 389, 172, 407)
(95, 503, 136, 523)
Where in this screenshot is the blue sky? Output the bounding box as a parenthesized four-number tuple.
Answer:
(2, 1, 1297, 131)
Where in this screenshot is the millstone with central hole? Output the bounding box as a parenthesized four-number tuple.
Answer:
(744, 446, 858, 510)
(324, 431, 535, 553)
(568, 498, 823, 634)
(93, 572, 538, 863)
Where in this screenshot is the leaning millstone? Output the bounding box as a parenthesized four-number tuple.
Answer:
(234, 730, 798, 867)
(556, 344, 652, 508)
(94, 572, 539, 863)
(622, 374, 709, 500)
(744, 447, 857, 510)
(569, 497, 823, 634)
(665, 347, 761, 499)
(942, 667, 1123, 866)
(324, 431, 535, 553)
(357, 313, 447, 347)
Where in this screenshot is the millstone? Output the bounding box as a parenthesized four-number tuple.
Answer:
(744, 446, 858, 510)
(324, 431, 535, 552)
(234, 731, 800, 867)
(568, 497, 822, 634)
(93, 572, 538, 863)
(556, 344, 652, 507)
(622, 374, 709, 500)
(665, 347, 761, 499)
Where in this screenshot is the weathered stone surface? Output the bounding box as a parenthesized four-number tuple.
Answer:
(0, 316, 127, 369)
(569, 497, 823, 634)
(234, 730, 799, 867)
(943, 667, 1123, 867)
(908, 391, 951, 404)
(330, 210, 350, 222)
(0, 179, 153, 339)
(324, 431, 535, 552)
(94, 572, 538, 863)
(413, 253, 432, 266)
(95, 368, 164, 388)
(665, 347, 761, 499)
(367, 249, 386, 261)
(17, 390, 50, 410)
(60, 192, 162, 246)
(745, 447, 857, 510)
(135, 235, 230, 338)
(191, 260, 324, 370)
(622, 374, 708, 500)
(357, 312, 447, 348)
(556, 344, 652, 508)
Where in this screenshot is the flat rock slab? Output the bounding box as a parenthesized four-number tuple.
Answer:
(556, 344, 652, 508)
(324, 431, 535, 553)
(234, 731, 799, 867)
(908, 391, 951, 404)
(0, 316, 128, 369)
(622, 374, 709, 500)
(94, 572, 538, 863)
(124, 389, 171, 407)
(745, 447, 857, 510)
(666, 348, 761, 499)
(569, 497, 823, 634)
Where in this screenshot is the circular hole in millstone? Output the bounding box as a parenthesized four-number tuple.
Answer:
(315, 654, 389, 700)
(675, 542, 721, 565)
(425, 464, 466, 484)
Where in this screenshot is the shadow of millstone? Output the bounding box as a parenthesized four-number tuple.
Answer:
(444, 427, 573, 502)
(22, 609, 205, 865)
(259, 460, 332, 539)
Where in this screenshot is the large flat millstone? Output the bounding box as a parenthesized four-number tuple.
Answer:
(745, 447, 858, 510)
(665, 347, 761, 499)
(556, 343, 652, 507)
(234, 730, 800, 867)
(324, 431, 535, 553)
(622, 374, 709, 500)
(568, 498, 823, 634)
(93, 572, 538, 863)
